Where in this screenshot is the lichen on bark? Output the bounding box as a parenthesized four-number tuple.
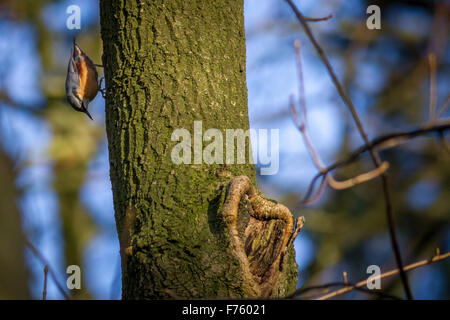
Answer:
(100, 0, 303, 299)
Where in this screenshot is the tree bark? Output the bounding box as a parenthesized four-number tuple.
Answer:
(100, 0, 302, 299)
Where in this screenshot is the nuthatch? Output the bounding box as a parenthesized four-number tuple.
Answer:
(65, 39, 104, 120)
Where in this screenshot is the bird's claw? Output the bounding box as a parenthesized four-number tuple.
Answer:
(99, 77, 106, 99)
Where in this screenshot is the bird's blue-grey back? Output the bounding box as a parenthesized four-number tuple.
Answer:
(65, 52, 82, 110)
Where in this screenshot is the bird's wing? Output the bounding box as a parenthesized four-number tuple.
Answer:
(65, 55, 83, 107)
(66, 55, 79, 91)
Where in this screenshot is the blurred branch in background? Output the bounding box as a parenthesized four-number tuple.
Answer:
(23, 236, 70, 299)
(284, 0, 449, 300)
(301, 119, 450, 206)
(284, 0, 412, 299)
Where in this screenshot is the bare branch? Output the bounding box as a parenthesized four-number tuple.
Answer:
(327, 162, 389, 190)
(317, 250, 450, 300)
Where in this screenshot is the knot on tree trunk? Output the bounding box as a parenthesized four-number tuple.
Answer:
(221, 176, 305, 297)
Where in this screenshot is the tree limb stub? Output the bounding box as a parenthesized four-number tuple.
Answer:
(221, 175, 305, 297)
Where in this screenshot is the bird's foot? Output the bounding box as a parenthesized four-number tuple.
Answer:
(99, 77, 106, 98)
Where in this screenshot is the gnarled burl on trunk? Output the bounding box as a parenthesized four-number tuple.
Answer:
(221, 175, 305, 297)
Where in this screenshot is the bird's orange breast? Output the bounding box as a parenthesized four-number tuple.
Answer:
(76, 57, 99, 102)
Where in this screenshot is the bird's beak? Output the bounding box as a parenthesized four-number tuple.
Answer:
(85, 109, 94, 121)
(81, 101, 94, 120)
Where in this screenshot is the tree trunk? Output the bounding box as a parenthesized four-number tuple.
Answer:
(100, 0, 302, 299)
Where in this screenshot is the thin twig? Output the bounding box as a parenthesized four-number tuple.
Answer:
(286, 216, 306, 250)
(294, 40, 307, 127)
(437, 95, 450, 118)
(302, 174, 327, 206)
(342, 271, 348, 284)
(317, 251, 450, 300)
(428, 54, 437, 121)
(290, 282, 401, 300)
(285, 0, 414, 298)
(43, 265, 48, 300)
(24, 236, 70, 300)
(304, 14, 333, 22)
